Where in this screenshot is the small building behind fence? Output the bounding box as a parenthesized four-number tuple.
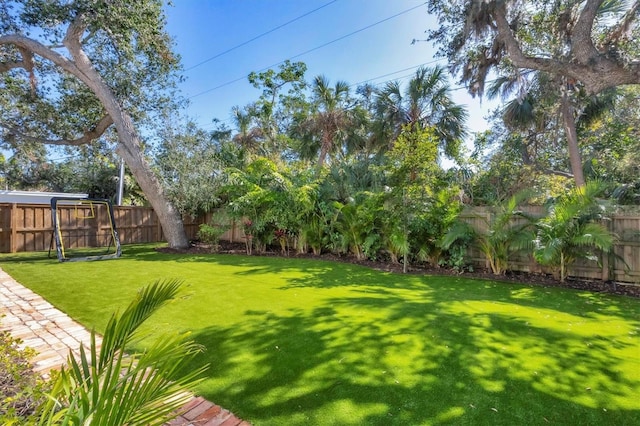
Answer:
(0, 190, 88, 204)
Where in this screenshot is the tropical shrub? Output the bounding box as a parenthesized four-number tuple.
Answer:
(410, 187, 464, 267)
(36, 280, 205, 425)
(331, 193, 381, 260)
(300, 201, 333, 255)
(442, 191, 536, 275)
(380, 214, 409, 265)
(197, 223, 230, 251)
(0, 330, 49, 425)
(534, 182, 616, 282)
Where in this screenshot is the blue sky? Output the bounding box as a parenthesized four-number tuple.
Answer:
(165, 0, 497, 139)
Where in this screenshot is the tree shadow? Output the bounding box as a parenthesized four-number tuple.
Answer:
(6, 246, 637, 424)
(181, 281, 640, 425)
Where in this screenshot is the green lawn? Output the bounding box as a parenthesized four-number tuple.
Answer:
(1, 244, 639, 425)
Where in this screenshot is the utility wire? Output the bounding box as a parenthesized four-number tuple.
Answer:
(188, 1, 428, 99)
(184, 0, 339, 72)
(349, 58, 446, 88)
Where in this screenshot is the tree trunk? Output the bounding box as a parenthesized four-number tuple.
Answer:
(561, 90, 586, 188)
(64, 40, 190, 248)
(113, 118, 190, 248)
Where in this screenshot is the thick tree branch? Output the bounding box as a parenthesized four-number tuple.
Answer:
(61, 14, 140, 162)
(0, 60, 26, 72)
(572, 0, 603, 62)
(0, 34, 84, 78)
(491, 2, 640, 94)
(2, 115, 113, 146)
(492, 5, 561, 74)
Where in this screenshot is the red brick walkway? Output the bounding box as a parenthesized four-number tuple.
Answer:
(0, 268, 249, 426)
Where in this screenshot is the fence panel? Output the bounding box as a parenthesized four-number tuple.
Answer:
(463, 206, 640, 283)
(114, 206, 159, 244)
(0, 203, 232, 251)
(612, 214, 640, 282)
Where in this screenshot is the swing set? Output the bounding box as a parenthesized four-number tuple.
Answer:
(48, 197, 122, 262)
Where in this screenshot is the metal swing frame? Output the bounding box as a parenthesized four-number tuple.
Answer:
(49, 197, 122, 262)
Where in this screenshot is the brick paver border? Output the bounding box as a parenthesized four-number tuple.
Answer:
(0, 268, 248, 426)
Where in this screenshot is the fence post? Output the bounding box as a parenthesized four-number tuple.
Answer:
(10, 203, 18, 253)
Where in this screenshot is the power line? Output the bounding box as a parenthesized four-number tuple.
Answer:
(349, 58, 446, 88)
(187, 1, 428, 100)
(184, 0, 339, 72)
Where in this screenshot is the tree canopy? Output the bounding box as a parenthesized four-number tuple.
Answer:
(428, 0, 640, 97)
(428, 0, 640, 187)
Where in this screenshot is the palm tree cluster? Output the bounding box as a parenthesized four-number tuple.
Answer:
(156, 64, 473, 269)
(150, 61, 626, 276)
(228, 64, 468, 168)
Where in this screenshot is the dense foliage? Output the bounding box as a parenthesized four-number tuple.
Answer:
(0, 330, 49, 425)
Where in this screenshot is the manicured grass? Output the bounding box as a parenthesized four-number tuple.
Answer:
(1, 244, 639, 425)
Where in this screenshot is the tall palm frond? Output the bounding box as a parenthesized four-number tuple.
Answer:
(374, 66, 468, 159)
(534, 181, 616, 281)
(298, 75, 355, 167)
(37, 280, 206, 426)
(442, 190, 536, 275)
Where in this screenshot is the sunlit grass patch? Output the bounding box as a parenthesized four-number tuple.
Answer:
(1, 243, 639, 425)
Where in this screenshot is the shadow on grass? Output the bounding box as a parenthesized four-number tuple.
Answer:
(179, 268, 640, 425)
(5, 246, 637, 424)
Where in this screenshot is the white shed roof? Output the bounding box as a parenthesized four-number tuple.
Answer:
(0, 190, 88, 204)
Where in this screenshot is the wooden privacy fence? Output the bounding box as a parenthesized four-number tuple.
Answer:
(0, 203, 212, 253)
(1, 203, 639, 283)
(460, 206, 640, 284)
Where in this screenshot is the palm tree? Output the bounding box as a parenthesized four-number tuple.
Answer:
(374, 66, 468, 159)
(231, 105, 264, 156)
(442, 191, 536, 275)
(37, 280, 205, 425)
(296, 75, 357, 167)
(534, 181, 616, 282)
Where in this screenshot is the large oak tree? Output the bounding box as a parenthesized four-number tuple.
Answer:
(428, 0, 640, 186)
(0, 0, 189, 247)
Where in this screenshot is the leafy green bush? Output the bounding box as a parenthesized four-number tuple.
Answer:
(0, 329, 49, 425)
(36, 280, 205, 425)
(442, 191, 536, 275)
(534, 182, 616, 282)
(197, 223, 230, 251)
(410, 187, 464, 267)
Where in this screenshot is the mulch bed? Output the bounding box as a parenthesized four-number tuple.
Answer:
(156, 240, 640, 299)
